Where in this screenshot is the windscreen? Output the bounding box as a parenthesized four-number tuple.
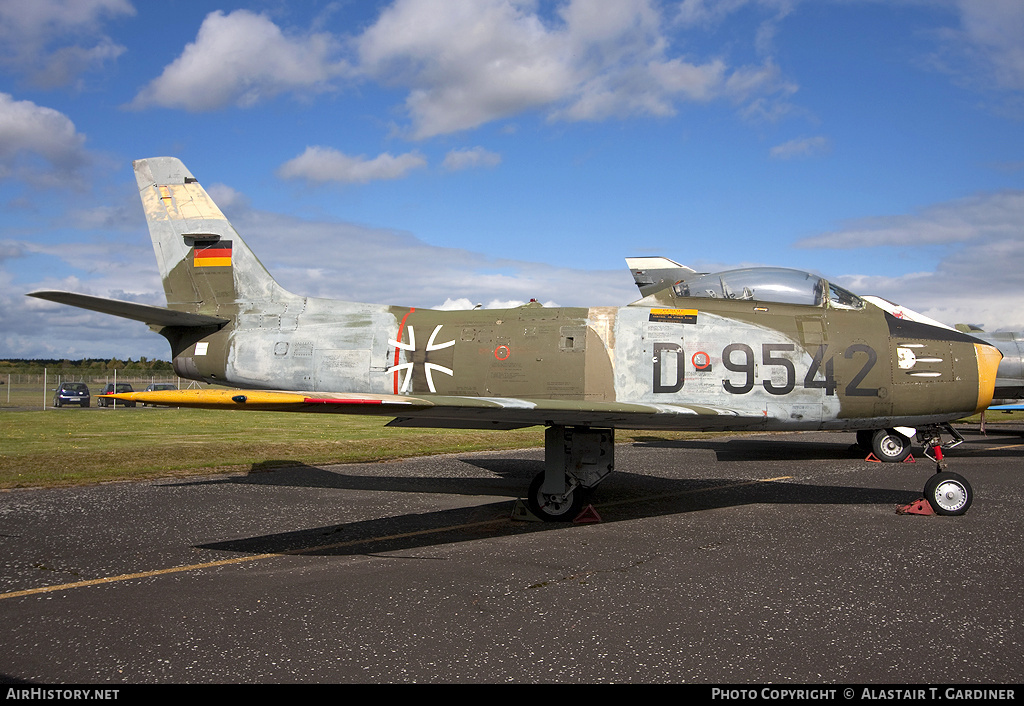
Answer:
(672, 268, 829, 306)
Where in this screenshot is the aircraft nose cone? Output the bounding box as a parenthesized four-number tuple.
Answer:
(974, 343, 1003, 413)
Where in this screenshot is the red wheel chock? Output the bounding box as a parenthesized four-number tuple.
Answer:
(897, 498, 934, 515)
(865, 453, 916, 463)
(573, 505, 603, 524)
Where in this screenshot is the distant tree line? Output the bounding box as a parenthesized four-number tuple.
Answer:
(0, 358, 174, 375)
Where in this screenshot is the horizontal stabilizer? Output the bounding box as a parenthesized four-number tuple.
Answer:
(28, 291, 229, 328)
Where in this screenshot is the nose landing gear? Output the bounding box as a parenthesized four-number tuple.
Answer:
(918, 429, 973, 515)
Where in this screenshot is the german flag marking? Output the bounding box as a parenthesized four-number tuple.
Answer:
(193, 240, 232, 267)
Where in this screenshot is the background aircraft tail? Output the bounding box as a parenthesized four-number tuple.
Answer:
(134, 157, 290, 317)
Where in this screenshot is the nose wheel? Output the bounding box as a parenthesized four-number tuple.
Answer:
(923, 471, 973, 516)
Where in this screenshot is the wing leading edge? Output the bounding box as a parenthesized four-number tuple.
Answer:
(104, 388, 769, 431)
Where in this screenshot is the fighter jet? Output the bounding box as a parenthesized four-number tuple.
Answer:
(29, 157, 1001, 519)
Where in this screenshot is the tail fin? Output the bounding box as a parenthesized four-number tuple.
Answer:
(134, 157, 289, 316)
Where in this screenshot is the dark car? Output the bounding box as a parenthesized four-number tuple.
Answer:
(142, 382, 176, 406)
(98, 383, 136, 407)
(53, 382, 90, 407)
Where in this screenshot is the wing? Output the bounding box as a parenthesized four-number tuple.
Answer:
(104, 388, 769, 431)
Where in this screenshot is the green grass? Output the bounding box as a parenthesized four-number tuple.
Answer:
(0, 406, 719, 489)
(0, 407, 545, 489)
(0, 380, 685, 489)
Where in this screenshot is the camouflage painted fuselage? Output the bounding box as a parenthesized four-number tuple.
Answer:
(170, 278, 995, 433)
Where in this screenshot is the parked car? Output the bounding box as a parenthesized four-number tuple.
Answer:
(53, 382, 90, 407)
(142, 382, 177, 406)
(98, 383, 136, 407)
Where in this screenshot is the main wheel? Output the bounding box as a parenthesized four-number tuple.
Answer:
(526, 473, 584, 522)
(872, 428, 912, 463)
(924, 471, 973, 516)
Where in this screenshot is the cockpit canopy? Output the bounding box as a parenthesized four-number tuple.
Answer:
(670, 267, 864, 309)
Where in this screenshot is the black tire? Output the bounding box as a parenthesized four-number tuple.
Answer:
(872, 428, 912, 463)
(526, 472, 584, 522)
(924, 472, 973, 516)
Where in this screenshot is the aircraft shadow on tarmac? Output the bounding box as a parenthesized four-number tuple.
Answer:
(169, 457, 542, 496)
(183, 429, 1024, 558)
(192, 440, 925, 558)
(628, 435, 867, 462)
(168, 435, 868, 501)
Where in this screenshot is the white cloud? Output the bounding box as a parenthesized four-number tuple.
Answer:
(357, 0, 575, 137)
(125, 1, 799, 134)
(799, 190, 1024, 331)
(130, 10, 348, 111)
(2, 235, 169, 359)
(939, 0, 1024, 92)
(796, 191, 1024, 249)
(0, 93, 90, 185)
(769, 135, 829, 159)
(356, 0, 793, 137)
(0, 0, 134, 87)
(215, 203, 634, 308)
(442, 147, 502, 171)
(675, 0, 757, 28)
(277, 146, 427, 184)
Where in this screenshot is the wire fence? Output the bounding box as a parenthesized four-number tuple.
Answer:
(1, 369, 198, 410)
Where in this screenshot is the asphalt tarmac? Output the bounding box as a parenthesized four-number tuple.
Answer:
(2, 426, 1023, 684)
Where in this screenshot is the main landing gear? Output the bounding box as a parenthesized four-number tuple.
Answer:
(526, 426, 615, 522)
(858, 423, 974, 516)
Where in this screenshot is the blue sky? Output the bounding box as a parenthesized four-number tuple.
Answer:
(1, 0, 1022, 360)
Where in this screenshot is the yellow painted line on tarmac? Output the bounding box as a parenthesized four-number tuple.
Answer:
(0, 517, 508, 601)
(955, 441, 1024, 454)
(1, 475, 792, 601)
(982, 443, 1024, 452)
